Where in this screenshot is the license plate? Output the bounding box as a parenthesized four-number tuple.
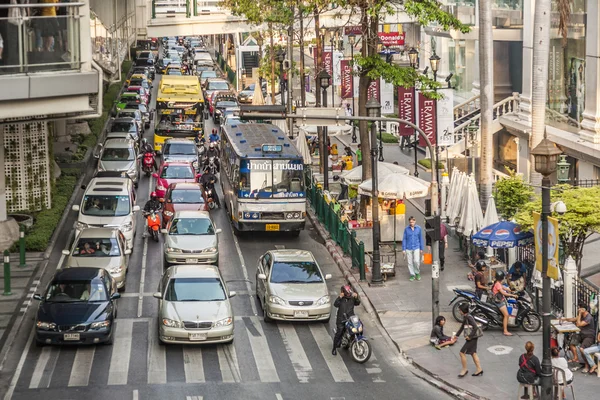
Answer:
(63, 333, 80, 341)
(189, 333, 207, 341)
(294, 311, 309, 318)
(185, 258, 198, 264)
(266, 224, 280, 231)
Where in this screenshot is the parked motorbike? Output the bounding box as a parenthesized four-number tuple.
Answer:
(449, 288, 481, 323)
(142, 152, 155, 177)
(338, 314, 372, 363)
(144, 209, 161, 242)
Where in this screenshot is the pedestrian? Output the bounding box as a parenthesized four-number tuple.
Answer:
(439, 222, 448, 271)
(430, 316, 457, 349)
(582, 329, 600, 375)
(402, 216, 424, 281)
(551, 347, 574, 399)
(400, 134, 411, 149)
(517, 341, 542, 398)
(468, 251, 487, 281)
(356, 144, 362, 166)
(492, 270, 519, 336)
(473, 262, 488, 300)
(454, 302, 483, 378)
(560, 304, 597, 368)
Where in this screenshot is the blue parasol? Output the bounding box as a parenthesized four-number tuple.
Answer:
(472, 221, 534, 248)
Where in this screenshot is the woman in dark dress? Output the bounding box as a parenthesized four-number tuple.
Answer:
(454, 302, 483, 378)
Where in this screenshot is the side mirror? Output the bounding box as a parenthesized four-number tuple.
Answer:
(124, 249, 132, 255)
(325, 274, 332, 280)
(72, 205, 80, 211)
(229, 291, 237, 298)
(160, 229, 168, 234)
(152, 173, 159, 178)
(33, 294, 43, 301)
(153, 292, 162, 299)
(62, 249, 70, 256)
(133, 205, 141, 212)
(111, 292, 121, 300)
(257, 273, 266, 280)
(215, 228, 222, 234)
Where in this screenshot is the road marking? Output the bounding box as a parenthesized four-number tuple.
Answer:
(183, 347, 205, 383)
(3, 329, 34, 400)
(68, 346, 95, 387)
(57, 230, 75, 270)
(147, 318, 167, 384)
(137, 236, 149, 318)
(133, 390, 139, 400)
(186, 396, 203, 400)
(309, 324, 354, 382)
(28, 346, 51, 389)
(246, 317, 279, 382)
(274, 245, 285, 250)
(107, 319, 133, 385)
(217, 344, 241, 383)
(277, 324, 313, 383)
(275, 394, 284, 400)
(231, 229, 257, 315)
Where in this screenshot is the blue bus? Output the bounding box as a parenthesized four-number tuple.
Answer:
(220, 123, 306, 235)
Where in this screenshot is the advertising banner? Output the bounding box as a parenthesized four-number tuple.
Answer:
(323, 52, 332, 77)
(380, 79, 394, 115)
(417, 93, 437, 147)
(377, 32, 406, 47)
(436, 90, 455, 146)
(367, 79, 380, 101)
(344, 26, 362, 35)
(533, 212, 560, 280)
(397, 86, 415, 136)
(332, 51, 343, 86)
(340, 60, 353, 99)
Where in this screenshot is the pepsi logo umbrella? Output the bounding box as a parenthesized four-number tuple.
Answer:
(472, 221, 534, 248)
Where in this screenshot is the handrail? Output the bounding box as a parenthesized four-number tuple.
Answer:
(453, 94, 480, 112)
(0, 2, 85, 8)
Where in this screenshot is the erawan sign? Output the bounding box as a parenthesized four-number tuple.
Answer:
(340, 60, 353, 99)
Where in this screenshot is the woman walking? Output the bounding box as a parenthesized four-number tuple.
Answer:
(454, 303, 483, 378)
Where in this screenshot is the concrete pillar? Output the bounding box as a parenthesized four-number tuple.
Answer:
(471, 41, 480, 96)
(0, 127, 6, 222)
(518, 0, 535, 121)
(493, 41, 513, 101)
(562, 256, 578, 318)
(579, 0, 600, 143)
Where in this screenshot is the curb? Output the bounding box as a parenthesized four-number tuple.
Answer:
(307, 207, 486, 400)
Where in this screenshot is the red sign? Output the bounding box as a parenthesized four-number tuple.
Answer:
(322, 52, 332, 77)
(377, 32, 406, 47)
(397, 86, 415, 136)
(344, 26, 362, 35)
(418, 93, 437, 146)
(367, 79, 380, 101)
(340, 60, 353, 99)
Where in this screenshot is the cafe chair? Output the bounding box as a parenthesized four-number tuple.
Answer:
(552, 367, 575, 400)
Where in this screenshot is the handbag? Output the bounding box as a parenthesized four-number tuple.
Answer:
(8, 0, 24, 26)
(463, 321, 483, 340)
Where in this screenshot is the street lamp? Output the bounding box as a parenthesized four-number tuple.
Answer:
(276, 49, 286, 110)
(378, 122, 384, 162)
(348, 33, 357, 143)
(531, 136, 563, 400)
(318, 69, 331, 191)
(408, 48, 419, 177)
(366, 97, 383, 285)
(408, 47, 419, 68)
(429, 53, 441, 190)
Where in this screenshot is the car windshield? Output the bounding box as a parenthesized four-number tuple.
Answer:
(101, 148, 135, 161)
(208, 81, 229, 90)
(129, 79, 144, 86)
(169, 218, 214, 235)
(270, 261, 324, 284)
(201, 71, 217, 79)
(165, 278, 226, 301)
(118, 111, 137, 119)
(82, 195, 131, 216)
(72, 237, 121, 257)
(169, 189, 205, 204)
(168, 70, 182, 75)
(164, 143, 196, 155)
(45, 279, 108, 302)
(111, 122, 134, 132)
(216, 101, 237, 108)
(160, 165, 195, 179)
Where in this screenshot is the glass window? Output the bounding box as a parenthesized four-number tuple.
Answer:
(216, 101, 238, 109)
(273, 160, 304, 195)
(168, 218, 214, 235)
(118, 111, 136, 119)
(169, 189, 205, 204)
(111, 122, 135, 132)
(45, 279, 108, 302)
(101, 148, 135, 161)
(270, 261, 323, 284)
(209, 82, 230, 91)
(82, 195, 131, 216)
(201, 71, 217, 79)
(164, 143, 196, 156)
(72, 237, 121, 257)
(239, 159, 304, 197)
(165, 278, 226, 301)
(160, 165, 195, 179)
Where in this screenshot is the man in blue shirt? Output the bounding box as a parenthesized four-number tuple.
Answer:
(402, 216, 424, 281)
(209, 128, 220, 143)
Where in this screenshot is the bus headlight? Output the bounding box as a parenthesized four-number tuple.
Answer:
(286, 213, 294, 219)
(252, 213, 260, 219)
(294, 212, 301, 219)
(244, 212, 251, 219)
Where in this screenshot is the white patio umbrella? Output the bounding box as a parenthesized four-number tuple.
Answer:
(272, 119, 288, 136)
(444, 168, 460, 221)
(340, 162, 409, 184)
(251, 82, 265, 105)
(448, 171, 467, 225)
(294, 128, 312, 164)
(358, 173, 430, 199)
(456, 175, 484, 237)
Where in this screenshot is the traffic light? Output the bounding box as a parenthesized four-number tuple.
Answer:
(425, 215, 441, 244)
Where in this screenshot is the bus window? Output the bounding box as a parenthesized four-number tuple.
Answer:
(273, 160, 304, 194)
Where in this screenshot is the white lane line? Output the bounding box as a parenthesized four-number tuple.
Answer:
(28, 346, 52, 389)
(3, 329, 34, 400)
(68, 346, 95, 387)
(107, 319, 133, 385)
(246, 316, 279, 382)
(137, 236, 149, 318)
(309, 324, 354, 383)
(147, 318, 166, 384)
(217, 344, 241, 383)
(133, 390, 139, 400)
(277, 324, 313, 383)
(56, 230, 75, 270)
(231, 230, 257, 315)
(186, 397, 203, 400)
(275, 394, 284, 400)
(274, 245, 285, 250)
(183, 347, 205, 383)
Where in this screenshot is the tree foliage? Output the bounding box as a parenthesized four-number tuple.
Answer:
(493, 171, 534, 220)
(515, 185, 600, 272)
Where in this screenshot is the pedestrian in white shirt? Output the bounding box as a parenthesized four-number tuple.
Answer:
(551, 347, 573, 399)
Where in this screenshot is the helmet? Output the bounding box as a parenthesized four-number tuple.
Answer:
(341, 285, 353, 298)
(476, 261, 486, 272)
(212, 128, 217, 134)
(209, 142, 215, 149)
(141, 138, 148, 146)
(150, 191, 157, 199)
(495, 270, 506, 281)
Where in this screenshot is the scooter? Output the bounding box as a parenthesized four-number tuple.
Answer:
(144, 210, 161, 242)
(449, 287, 481, 323)
(142, 152, 155, 177)
(468, 290, 541, 332)
(338, 314, 372, 363)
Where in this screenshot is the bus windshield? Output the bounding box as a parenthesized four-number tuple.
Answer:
(240, 159, 304, 198)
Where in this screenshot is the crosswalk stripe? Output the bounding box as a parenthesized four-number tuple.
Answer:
(183, 347, 205, 383)
(217, 345, 241, 383)
(68, 347, 95, 387)
(309, 324, 354, 383)
(29, 347, 52, 389)
(277, 324, 313, 383)
(107, 319, 133, 385)
(185, 396, 203, 400)
(245, 317, 279, 383)
(147, 318, 167, 384)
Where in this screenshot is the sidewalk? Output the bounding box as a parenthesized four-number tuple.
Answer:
(310, 144, 599, 399)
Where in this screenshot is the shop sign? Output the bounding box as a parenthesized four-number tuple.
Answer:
(377, 32, 405, 47)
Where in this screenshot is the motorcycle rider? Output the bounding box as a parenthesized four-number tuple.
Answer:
(209, 128, 220, 143)
(142, 192, 162, 237)
(200, 170, 220, 208)
(140, 138, 158, 171)
(332, 285, 360, 356)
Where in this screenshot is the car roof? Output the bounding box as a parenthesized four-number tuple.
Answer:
(169, 264, 220, 279)
(162, 161, 193, 167)
(118, 108, 141, 115)
(103, 138, 136, 148)
(85, 176, 132, 194)
(169, 182, 202, 190)
(173, 210, 211, 219)
(77, 227, 120, 239)
(52, 267, 104, 281)
(270, 250, 316, 263)
(207, 78, 228, 83)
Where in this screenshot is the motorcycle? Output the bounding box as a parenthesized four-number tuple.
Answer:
(205, 156, 219, 175)
(144, 210, 161, 242)
(339, 314, 372, 363)
(466, 290, 541, 333)
(205, 183, 218, 209)
(142, 152, 155, 177)
(449, 288, 481, 323)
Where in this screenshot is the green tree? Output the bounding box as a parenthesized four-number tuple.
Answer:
(494, 171, 534, 220)
(515, 185, 600, 273)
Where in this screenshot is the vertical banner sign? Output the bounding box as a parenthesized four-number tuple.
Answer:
(323, 52, 332, 77)
(436, 91, 455, 146)
(367, 79, 380, 101)
(380, 79, 394, 115)
(397, 86, 415, 136)
(333, 51, 343, 86)
(417, 92, 437, 146)
(533, 212, 560, 280)
(340, 60, 353, 99)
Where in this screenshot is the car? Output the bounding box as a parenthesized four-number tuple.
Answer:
(154, 264, 235, 344)
(117, 108, 146, 131)
(204, 78, 230, 101)
(222, 107, 244, 126)
(160, 138, 199, 169)
(162, 210, 221, 266)
(138, 50, 156, 61)
(208, 90, 235, 115)
(128, 76, 152, 93)
(125, 85, 150, 105)
(94, 138, 141, 186)
(114, 93, 142, 113)
(193, 52, 212, 64)
(199, 70, 218, 85)
(157, 58, 173, 74)
(161, 182, 208, 228)
(194, 63, 214, 74)
(237, 82, 268, 104)
(131, 65, 155, 80)
(33, 267, 120, 346)
(121, 102, 152, 129)
(213, 97, 239, 124)
(107, 117, 141, 143)
(255, 250, 332, 323)
(153, 161, 199, 198)
(129, 72, 153, 86)
(135, 57, 154, 69)
(62, 228, 131, 290)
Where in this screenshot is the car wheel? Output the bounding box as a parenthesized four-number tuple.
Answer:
(224, 337, 234, 345)
(104, 331, 114, 345)
(263, 298, 272, 323)
(320, 317, 330, 324)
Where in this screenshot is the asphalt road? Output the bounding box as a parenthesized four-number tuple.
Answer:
(0, 65, 451, 400)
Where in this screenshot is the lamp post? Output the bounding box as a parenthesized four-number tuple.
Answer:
(430, 53, 441, 188)
(366, 97, 383, 285)
(408, 47, 419, 178)
(318, 69, 331, 191)
(531, 136, 563, 400)
(276, 49, 286, 110)
(348, 33, 357, 143)
(378, 122, 384, 161)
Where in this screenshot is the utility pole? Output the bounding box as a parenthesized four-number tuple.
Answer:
(299, 3, 306, 107)
(269, 22, 276, 102)
(287, 4, 295, 137)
